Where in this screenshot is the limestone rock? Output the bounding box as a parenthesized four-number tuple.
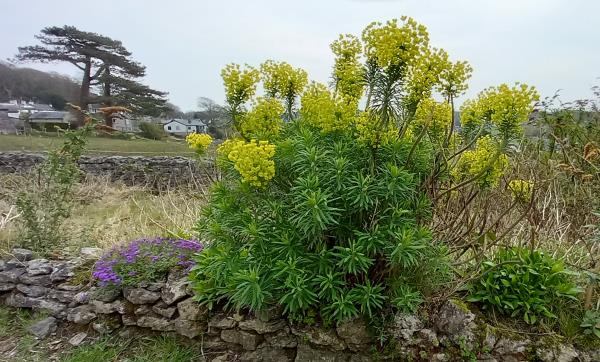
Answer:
(28, 317, 57, 339)
(134, 304, 152, 315)
(178, 298, 208, 321)
(137, 314, 174, 331)
(50, 263, 74, 282)
(26, 259, 53, 276)
(0, 268, 25, 283)
(294, 343, 348, 362)
(122, 314, 137, 326)
(5, 292, 35, 308)
(418, 328, 439, 348)
(141, 281, 165, 292)
(12, 248, 34, 262)
(291, 325, 346, 351)
(208, 313, 237, 330)
(434, 299, 477, 348)
(89, 287, 121, 303)
(92, 314, 121, 334)
(90, 299, 132, 315)
(172, 318, 206, 338)
(67, 305, 97, 325)
(336, 317, 372, 346)
(537, 344, 579, 362)
(239, 317, 286, 334)
(16, 284, 48, 297)
(18, 273, 52, 286)
(68, 332, 88, 346)
(241, 346, 292, 362)
(57, 283, 83, 292)
(123, 287, 161, 304)
(221, 329, 262, 351)
(48, 289, 76, 303)
(73, 291, 90, 304)
(256, 305, 283, 322)
(162, 277, 188, 305)
(0, 283, 14, 292)
(152, 301, 177, 318)
(265, 326, 297, 348)
(6, 259, 26, 270)
(390, 313, 424, 342)
(36, 299, 67, 316)
(201, 336, 230, 350)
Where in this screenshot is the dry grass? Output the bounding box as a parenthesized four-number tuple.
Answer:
(0, 173, 207, 255)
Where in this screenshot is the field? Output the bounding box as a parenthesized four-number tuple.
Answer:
(0, 174, 206, 254)
(0, 134, 194, 156)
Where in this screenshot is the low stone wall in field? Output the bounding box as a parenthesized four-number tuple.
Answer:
(0, 152, 210, 188)
(0, 249, 597, 362)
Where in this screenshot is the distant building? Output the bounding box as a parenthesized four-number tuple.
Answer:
(162, 119, 207, 136)
(0, 113, 24, 134)
(28, 111, 77, 128)
(113, 117, 139, 132)
(0, 100, 54, 119)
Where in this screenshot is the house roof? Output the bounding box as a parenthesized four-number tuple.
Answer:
(163, 119, 207, 127)
(29, 111, 68, 120)
(0, 103, 54, 112)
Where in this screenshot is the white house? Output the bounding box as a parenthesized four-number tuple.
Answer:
(163, 119, 208, 136)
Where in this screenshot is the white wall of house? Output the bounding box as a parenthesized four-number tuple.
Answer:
(163, 121, 207, 135)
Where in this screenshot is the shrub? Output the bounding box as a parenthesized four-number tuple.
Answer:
(138, 121, 166, 140)
(93, 237, 203, 287)
(190, 125, 451, 324)
(467, 247, 581, 324)
(15, 118, 94, 254)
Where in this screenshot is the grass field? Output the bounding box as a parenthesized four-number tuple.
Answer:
(0, 134, 195, 156)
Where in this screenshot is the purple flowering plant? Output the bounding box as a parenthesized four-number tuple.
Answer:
(92, 237, 203, 287)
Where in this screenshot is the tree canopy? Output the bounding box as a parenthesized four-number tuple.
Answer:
(15, 25, 169, 126)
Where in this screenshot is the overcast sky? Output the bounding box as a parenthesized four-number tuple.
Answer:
(2, 0, 599, 111)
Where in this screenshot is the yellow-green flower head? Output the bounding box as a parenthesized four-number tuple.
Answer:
(452, 135, 508, 188)
(508, 179, 534, 202)
(300, 82, 356, 133)
(240, 97, 285, 140)
(460, 83, 539, 141)
(227, 139, 276, 187)
(361, 17, 429, 69)
(412, 97, 452, 144)
(330, 34, 365, 103)
(260, 60, 308, 100)
(405, 47, 449, 105)
(185, 132, 213, 154)
(221, 63, 260, 107)
(355, 111, 399, 146)
(436, 59, 473, 99)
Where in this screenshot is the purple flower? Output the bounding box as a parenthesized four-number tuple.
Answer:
(92, 237, 203, 288)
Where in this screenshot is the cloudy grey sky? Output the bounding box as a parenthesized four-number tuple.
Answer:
(2, 0, 599, 111)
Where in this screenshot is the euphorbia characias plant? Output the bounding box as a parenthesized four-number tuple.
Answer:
(188, 16, 541, 326)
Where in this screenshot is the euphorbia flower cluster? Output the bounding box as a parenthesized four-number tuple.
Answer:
(92, 237, 203, 287)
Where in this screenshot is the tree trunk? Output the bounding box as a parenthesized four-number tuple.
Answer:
(102, 65, 114, 128)
(77, 57, 92, 127)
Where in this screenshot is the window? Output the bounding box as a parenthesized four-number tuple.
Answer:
(167, 126, 171, 130)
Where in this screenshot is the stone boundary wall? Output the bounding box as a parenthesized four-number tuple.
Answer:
(0, 152, 210, 188)
(0, 249, 597, 362)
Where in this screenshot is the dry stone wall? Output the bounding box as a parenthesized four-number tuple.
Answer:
(0, 249, 597, 362)
(0, 152, 209, 188)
